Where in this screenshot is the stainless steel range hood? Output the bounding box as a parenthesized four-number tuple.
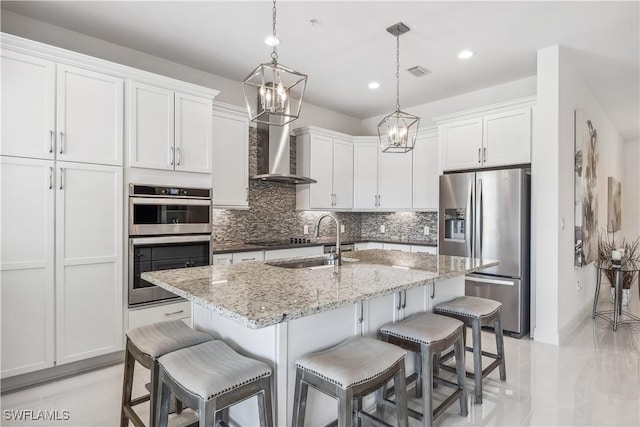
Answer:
(252, 122, 316, 184)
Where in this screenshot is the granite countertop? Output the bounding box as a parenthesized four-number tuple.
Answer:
(211, 238, 438, 254)
(142, 249, 497, 329)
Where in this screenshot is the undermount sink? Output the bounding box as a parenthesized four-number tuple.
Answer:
(267, 257, 354, 269)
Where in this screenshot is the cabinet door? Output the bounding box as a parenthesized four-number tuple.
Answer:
(129, 82, 174, 170)
(378, 150, 412, 209)
(353, 142, 378, 210)
(232, 251, 265, 263)
(332, 138, 353, 209)
(1, 157, 55, 377)
(413, 134, 439, 210)
(175, 92, 213, 173)
(383, 243, 411, 251)
(362, 293, 399, 338)
(401, 286, 428, 320)
(1, 51, 56, 160)
(55, 162, 123, 365)
(212, 110, 249, 207)
(440, 118, 482, 171)
(483, 108, 531, 167)
(56, 65, 123, 165)
(410, 245, 437, 255)
(212, 254, 233, 265)
(308, 134, 334, 209)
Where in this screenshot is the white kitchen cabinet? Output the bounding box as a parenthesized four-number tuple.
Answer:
(295, 127, 353, 210)
(55, 162, 123, 365)
(128, 301, 192, 330)
(366, 242, 385, 249)
(212, 253, 233, 266)
(1, 52, 123, 166)
(129, 81, 213, 173)
(353, 138, 412, 211)
(382, 243, 411, 252)
(437, 98, 535, 172)
(212, 103, 249, 208)
(56, 65, 123, 166)
(353, 141, 379, 210)
(410, 245, 438, 255)
(1, 157, 55, 378)
(482, 108, 532, 168)
(1, 51, 55, 160)
(354, 242, 370, 251)
(233, 251, 265, 263)
(264, 246, 324, 261)
(412, 130, 439, 210)
(362, 293, 399, 338)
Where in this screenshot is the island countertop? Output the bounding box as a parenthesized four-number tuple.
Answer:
(142, 249, 498, 329)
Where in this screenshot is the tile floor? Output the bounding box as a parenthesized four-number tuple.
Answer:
(2, 291, 639, 427)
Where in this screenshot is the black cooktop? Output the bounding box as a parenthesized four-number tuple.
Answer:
(245, 238, 312, 246)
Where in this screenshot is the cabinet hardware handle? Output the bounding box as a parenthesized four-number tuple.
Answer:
(49, 166, 53, 189)
(396, 291, 402, 311)
(241, 257, 256, 261)
(176, 147, 182, 165)
(59, 167, 64, 190)
(483, 147, 486, 163)
(59, 131, 64, 154)
(378, 194, 381, 207)
(431, 283, 436, 299)
(169, 146, 175, 165)
(357, 301, 364, 325)
(402, 290, 407, 309)
(49, 130, 54, 153)
(164, 310, 184, 316)
(478, 148, 481, 163)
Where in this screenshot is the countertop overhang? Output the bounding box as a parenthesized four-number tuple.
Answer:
(142, 249, 498, 329)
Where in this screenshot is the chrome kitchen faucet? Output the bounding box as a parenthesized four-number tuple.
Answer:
(314, 213, 341, 265)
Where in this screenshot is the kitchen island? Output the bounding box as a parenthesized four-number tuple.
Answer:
(143, 249, 497, 426)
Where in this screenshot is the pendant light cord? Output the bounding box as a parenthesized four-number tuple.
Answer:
(271, 0, 278, 63)
(395, 32, 401, 112)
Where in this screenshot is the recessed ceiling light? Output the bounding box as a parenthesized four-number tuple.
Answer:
(264, 36, 280, 47)
(458, 50, 474, 59)
(368, 82, 380, 89)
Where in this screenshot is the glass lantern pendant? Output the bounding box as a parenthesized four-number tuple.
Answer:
(242, 0, 307, 126)
(377, 23, 420, 153)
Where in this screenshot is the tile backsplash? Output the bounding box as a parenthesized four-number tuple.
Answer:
(211, 127, 438, 244)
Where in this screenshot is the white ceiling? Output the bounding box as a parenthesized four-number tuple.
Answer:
(2, 1, 639, 141)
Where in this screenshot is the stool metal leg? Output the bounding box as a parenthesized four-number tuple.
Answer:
(257, 377, 273, 427)
(353, 397, 362, 427)
(393, 362, 409, 427)
(471, 320, 483, 404)
(453, 336, 468, 417)
(150, 360, 160, 427)
(121, 343, 135, 427)
(337, 388, 354, 427)
(200, 398, 216, 427)
(421, 345, 434, 427)
(414, 351, 423, 398)
(292, 368, 308, 427)
(494, 315, 506, 381)
(156, 372, 171, 427)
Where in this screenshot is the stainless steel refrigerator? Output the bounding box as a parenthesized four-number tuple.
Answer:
(439, 168, 530, 337)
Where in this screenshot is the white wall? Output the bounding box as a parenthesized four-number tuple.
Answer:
(361, 76, 537, 134)
(533, 46, 626, 345)
(0, 10, 363, 135)
(623, 141, 639, 239)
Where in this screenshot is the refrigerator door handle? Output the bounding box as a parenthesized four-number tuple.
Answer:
(467, 180, 473, 257)
(468, 276, 514, 286)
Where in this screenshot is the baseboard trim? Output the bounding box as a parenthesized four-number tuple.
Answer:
(1, 351, 124, 393)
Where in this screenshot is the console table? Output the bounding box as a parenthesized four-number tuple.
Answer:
(593, 260, 640, 331)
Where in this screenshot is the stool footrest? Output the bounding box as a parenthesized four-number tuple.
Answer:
(439, 355, 503, 381)
(129, 394, 150, 406)
(357, 409, 396, 427)
(123, 405, 145, 427)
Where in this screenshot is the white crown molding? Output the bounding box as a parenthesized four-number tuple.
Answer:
(1, 33, 219, 99)
(292, 125, 353, 140)
(432, 96, 537, 124)
(213, 101, 248, 117)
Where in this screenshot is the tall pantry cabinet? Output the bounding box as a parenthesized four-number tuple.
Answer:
(1, 49, 123, 377)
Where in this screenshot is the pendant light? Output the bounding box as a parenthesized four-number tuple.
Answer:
(242, 0, 307, 126)
(377, 22, 420, 153)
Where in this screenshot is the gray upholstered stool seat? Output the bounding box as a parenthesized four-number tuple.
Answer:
(433, 296, 506, 404)
(380, 312, 468, 427)
(293, 336, 409, 427)
(120, 320, 214, 427)
(156, 340, 273, 427)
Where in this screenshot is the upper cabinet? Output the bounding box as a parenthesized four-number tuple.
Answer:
(1, 51, 123, 165)
(128, 81, 213, 173)
(353, 137, 413, 211)
(436, 97, 535, 172)
(295, 127, 353, 211)
(212, 103, 249, 208)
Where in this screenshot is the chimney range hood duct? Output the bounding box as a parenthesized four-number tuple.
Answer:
(252, 123, 316, 184)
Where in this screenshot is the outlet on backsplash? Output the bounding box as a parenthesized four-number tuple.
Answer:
(303, 225, 309, 235)
(340, 224, 345, 233)
(424, 226, 430, 236)
(380, 225, 386, 234)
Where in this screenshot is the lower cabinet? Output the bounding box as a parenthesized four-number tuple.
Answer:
(0, 157, 123, 377)
(128, 301, 192, 330)
(212, 250, 265, 265)
(264, 246, 324, 261)
(410, 245, 438, 255)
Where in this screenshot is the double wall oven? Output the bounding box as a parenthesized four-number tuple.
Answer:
(128, 184, 212, 306)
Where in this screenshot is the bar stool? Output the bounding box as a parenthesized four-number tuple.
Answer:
(156, 340, 273, 427)
(292, 336, 409, 427)
(433, 296, 506, 404)
(380, 312, 468, 427)
(120, 320, 214, 427)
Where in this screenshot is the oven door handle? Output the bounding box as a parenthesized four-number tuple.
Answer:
(130, 235, 212, 245)
(130, 197, 211, 206)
